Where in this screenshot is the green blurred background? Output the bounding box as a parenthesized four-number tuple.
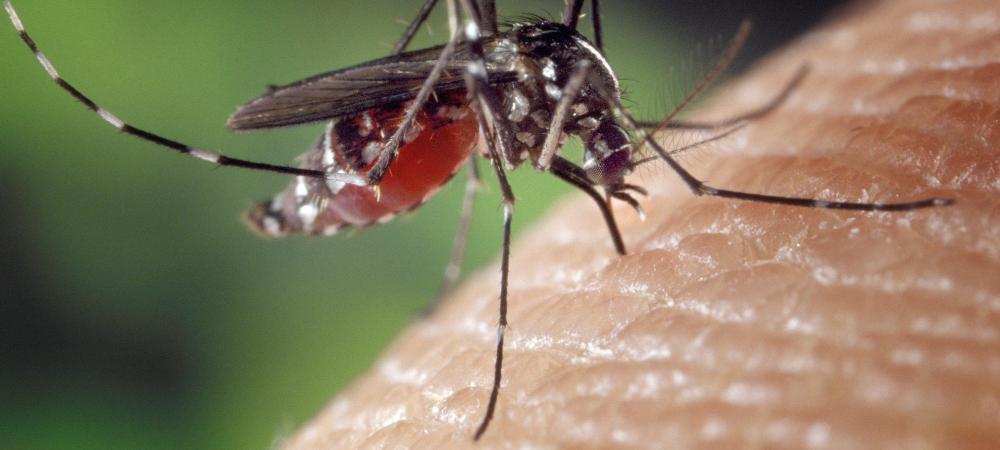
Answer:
(0, 1, 842, 448)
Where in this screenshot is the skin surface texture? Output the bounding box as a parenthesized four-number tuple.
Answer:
(282, 0, 999, 448)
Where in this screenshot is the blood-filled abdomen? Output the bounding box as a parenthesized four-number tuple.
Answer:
(246, 93, 477, 237)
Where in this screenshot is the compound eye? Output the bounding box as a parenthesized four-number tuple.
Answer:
(584, 121, 632, 185)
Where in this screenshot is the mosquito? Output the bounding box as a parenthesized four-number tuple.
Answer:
(4, 0, 952, 441)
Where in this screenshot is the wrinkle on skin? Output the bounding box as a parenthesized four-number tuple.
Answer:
(282, 0, 1000, 448)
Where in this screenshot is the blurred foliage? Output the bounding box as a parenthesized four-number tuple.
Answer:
(1, 0, 841, 448)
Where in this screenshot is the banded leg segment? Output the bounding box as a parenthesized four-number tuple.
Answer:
(455, 1, 519, 440)
(616, 105, 954, 211)
(392, 0, 440, 55)
(464, 60, 516, 443)
(562, 0, 605, 53)
(3, 0, 328, 179)
(537, 60, 592, 170)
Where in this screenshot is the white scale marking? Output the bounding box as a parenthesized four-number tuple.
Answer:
(189, 149, 220, 163)
(294, 176, 309, 199)
(36, 53, 58, 80)
(298, 202, 319, 227)
(5, 1, 25, 32)
(97, 108, 125, 129)
(321, 122, 335, 167)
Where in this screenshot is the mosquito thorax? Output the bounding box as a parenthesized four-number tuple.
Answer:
(488, 20, 628, 179)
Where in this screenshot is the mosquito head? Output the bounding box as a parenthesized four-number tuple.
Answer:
(583, 118, 632, 188)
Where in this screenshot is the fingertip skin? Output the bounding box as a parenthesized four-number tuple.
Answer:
(282, 0, 1000, 448)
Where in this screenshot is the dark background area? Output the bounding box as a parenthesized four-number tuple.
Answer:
(1, 1, 845, 448)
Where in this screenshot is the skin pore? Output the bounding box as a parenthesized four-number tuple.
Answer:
(281, 0, 999, 448)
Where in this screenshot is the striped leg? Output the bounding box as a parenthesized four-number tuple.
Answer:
(614, 104, 954, 212)
(391, 0, 440, 55)
(3, 0, 329, 179)
(536, 60, 591, 170)
(362, 0, 465, 187)
(455, 0, 517, 440)
(562, 0, 605, 53)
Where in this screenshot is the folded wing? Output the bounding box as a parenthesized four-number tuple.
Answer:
(227, 44, 516, 130)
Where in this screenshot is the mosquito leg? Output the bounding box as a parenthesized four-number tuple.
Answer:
(550, 157, 627, 255)
(391, 0, 439, 55)
(636, 64, 810, 130)
(615, 104, 954, 211)
(455, 3, 519, 439)
(458, 0, 518, 169)
(474, 185, 513, 442)
(430, 156, 481, 308)
(465, 69, 515, 442)
(477, 0, 497, 35)
(562, 0, 585, 30)
(562, 0, 604, 53)
(590, 0, 604, 53)
(4, 0, 336, 180)
(365, 0, 464, 186)
(537, 60, 591, 170)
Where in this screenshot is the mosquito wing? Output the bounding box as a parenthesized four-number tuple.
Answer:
(226, 44, 517, 130)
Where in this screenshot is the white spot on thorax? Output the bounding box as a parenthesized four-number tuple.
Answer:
(508, 88, 530, 122)
(577, 116, 599, 129)
(541, 57, 557, 80)
(545, 82, 562, 100)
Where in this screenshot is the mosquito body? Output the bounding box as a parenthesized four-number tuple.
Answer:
(240, 21, 633, 238)
(4, 0, 952, 441)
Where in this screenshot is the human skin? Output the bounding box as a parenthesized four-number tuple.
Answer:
(281, 0, 999, 448)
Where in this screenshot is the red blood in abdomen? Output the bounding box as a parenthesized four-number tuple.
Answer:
(322, 105, 478, 226)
